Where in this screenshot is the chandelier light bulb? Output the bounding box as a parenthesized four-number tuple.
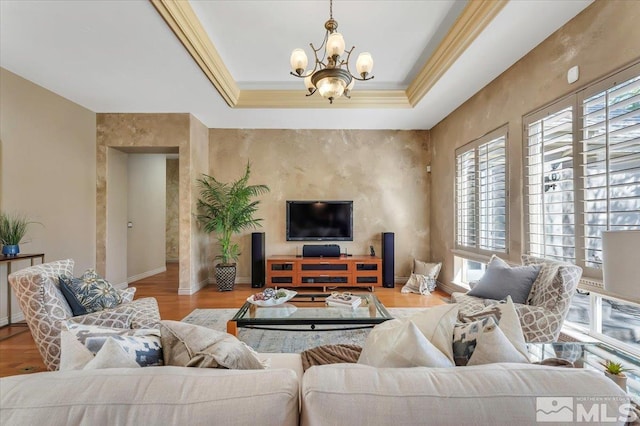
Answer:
(290, 49, 308, 75)
(327, 32, 345, 58)
(317, 76, 346, 101)
(356, 52, 374, 78)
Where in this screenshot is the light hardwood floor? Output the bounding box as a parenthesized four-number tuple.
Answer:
(0, 263, 447, 377)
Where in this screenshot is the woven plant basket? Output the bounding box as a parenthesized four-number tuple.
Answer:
(215, 264, 237, 291)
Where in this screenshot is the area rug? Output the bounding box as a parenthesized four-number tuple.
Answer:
(182, 307, 424, 353)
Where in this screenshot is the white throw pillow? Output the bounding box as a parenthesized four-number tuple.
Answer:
(358, 319, 453, 368)
(83, 338, 141, 370)
(413, 259, 442, 278)
(453, 296, 530, 366)
(407, 303, 459, 363)
(467, 320, 530, 366)
(160, 320, 268, 369)
(458, 296, 528, 361)
(60, 331, 140, 370)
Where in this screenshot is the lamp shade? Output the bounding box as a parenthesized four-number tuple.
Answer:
(290, 49, 308, 75)
(316, 76, 346, 99)
(356, 52, 374, 77)
(304, 74, 314, 92)
(327, 32, 345, 57)
(602, 230, 640, 303)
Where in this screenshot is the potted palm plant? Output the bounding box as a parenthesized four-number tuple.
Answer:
(197, 162, 269, 291)
(0, 212, 34, 256)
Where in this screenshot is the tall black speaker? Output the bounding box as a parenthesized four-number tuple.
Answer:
(381, 232, 395, 288)
(251, 232, 265, 288)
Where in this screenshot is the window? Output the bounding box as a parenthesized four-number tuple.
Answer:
(525, 62, 640, 355)
(565, 291, 640, 355)
(525, 103, 576, 262)
(580, 73, 640, 268)
(455, 126, 508, 254)
(524, 62, 640, 274)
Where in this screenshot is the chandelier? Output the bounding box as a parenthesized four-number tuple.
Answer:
(289, 0, 374, 104)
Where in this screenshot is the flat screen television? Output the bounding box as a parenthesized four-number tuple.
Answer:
(286, 201, 353, 241)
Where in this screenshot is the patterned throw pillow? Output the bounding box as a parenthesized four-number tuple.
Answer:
(63, 323, 163, 367)
(401, 273, 432, 295)
(401, 260, 442, 294)
(59, 269, 122, 315)
(453, 296, 529, 366)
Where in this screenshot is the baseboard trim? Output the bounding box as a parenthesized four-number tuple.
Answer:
(128, 266, 167, 284)
(439, 280, 467, 295)
(178, 277, 209, 295)
(0, 312, 26, 327)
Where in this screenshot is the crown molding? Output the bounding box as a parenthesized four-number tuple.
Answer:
(237, 90, 410, 108)
(150, 0, 240, 106)
(406, 0, 507, 106)
(151, 0, 506, 109)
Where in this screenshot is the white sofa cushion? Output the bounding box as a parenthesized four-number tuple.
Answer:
(301, 363, 629, 426)
(0, 366, 300, 426)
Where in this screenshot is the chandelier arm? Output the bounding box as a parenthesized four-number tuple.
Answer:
(305, 88, 317, 97)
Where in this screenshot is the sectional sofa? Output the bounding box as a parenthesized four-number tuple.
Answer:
(0, 354, 631, 425)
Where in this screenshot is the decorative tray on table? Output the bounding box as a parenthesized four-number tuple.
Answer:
(247, 288, 297, 306)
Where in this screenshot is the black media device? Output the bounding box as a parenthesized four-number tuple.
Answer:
(302, 244, 341, 258)
(251, 232, 265, 288)
(381, 232, 394, 288)
(286, 200, 353, 241)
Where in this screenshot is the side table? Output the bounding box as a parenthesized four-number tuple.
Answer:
(1, 253, 45, 327)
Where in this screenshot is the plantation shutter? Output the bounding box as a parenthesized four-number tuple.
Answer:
(525, 104, 576, 262)
(456, 149, 476, 248)
(455, 126, 508, 254)
(580, 71, 640, 269)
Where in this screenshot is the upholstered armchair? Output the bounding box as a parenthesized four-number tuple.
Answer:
(452, 255, 583, 342)
(9, 259, 161, 371)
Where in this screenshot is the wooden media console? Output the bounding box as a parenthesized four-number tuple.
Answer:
(266, 255, 382, 291)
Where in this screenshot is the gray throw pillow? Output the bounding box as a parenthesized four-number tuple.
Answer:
(467, 256, 541, 304)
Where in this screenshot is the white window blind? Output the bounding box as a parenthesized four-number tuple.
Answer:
(455, 127, 508, 254)
(525, 105, 576, 262)
(580, 73, 640, 268)
(456, 150, 476, 248)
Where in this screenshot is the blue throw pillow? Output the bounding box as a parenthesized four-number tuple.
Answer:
(58, 269, 122, 316)
(467, 256, 541, 304)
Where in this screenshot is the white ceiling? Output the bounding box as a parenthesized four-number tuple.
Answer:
(0, 0, 593, 130)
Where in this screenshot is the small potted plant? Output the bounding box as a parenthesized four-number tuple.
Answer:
(602, 360, 630, 391)
(197, 162, 269, 291)
(0, 212, 35, 256)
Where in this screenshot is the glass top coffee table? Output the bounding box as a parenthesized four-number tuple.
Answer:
(226, 292, 392, 335)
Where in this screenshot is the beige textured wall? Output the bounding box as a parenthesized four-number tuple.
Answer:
(430, 0, 640, 287)
(106, 148, 128, 287)
(0, 68, 96, 323)
(166, 158, 179, 261)
(97, 113, 196, 293)
(189, 115, 210, 290)
(126, 154, 166, 281)
(209, 129, 431, 283)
